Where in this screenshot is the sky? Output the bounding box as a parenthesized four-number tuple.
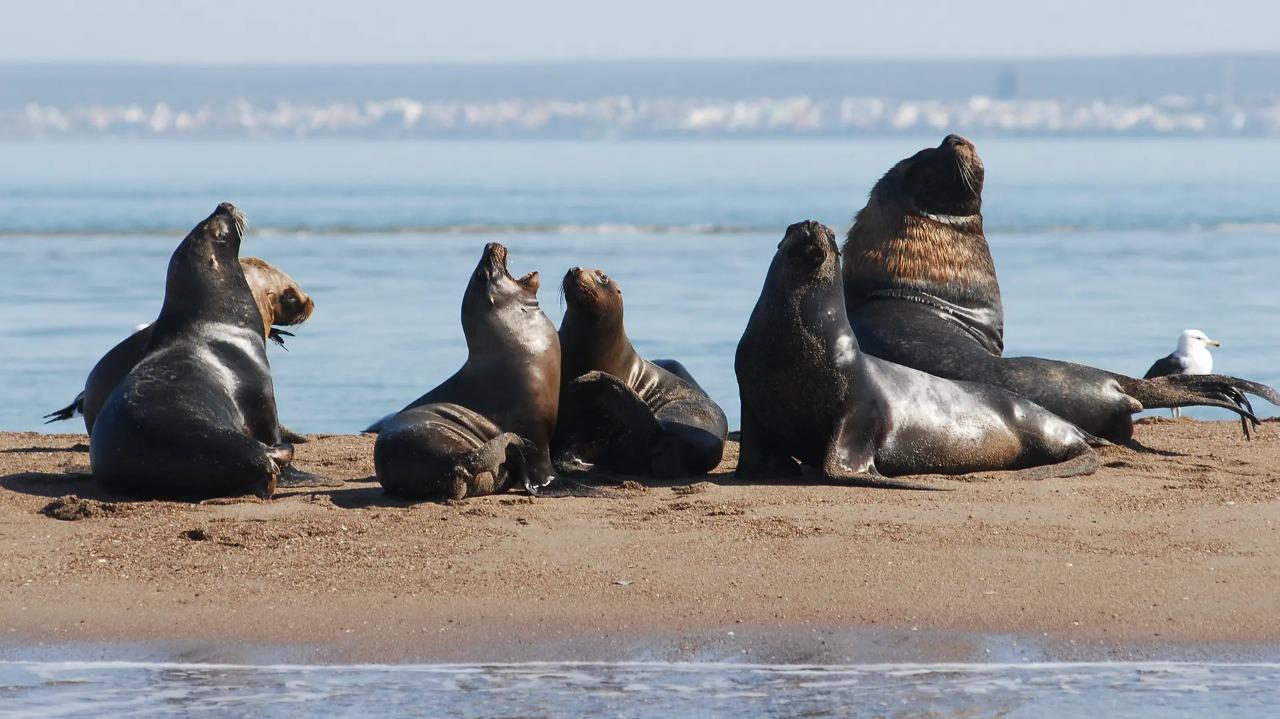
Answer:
(1, 0, 1277, 64)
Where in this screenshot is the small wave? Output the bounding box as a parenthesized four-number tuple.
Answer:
(4, 660, 1279, 719)
(6, 220, 1280, 239)
(0, 223, 762, 239)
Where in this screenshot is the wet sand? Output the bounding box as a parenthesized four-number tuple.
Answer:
(1, 420, 1277, 663)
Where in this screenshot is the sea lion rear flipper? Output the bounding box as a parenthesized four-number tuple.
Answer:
(44, 392, 84, 424)
(1118, 374, 1265, 436)
(278, 424, 309, 444)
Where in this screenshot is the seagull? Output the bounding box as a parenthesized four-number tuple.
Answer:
(1144, 329, 1221, 418)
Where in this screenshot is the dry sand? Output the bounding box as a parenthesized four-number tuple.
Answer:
(1, 420, 1278, 663)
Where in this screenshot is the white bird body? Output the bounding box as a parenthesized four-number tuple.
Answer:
(1144, 329, 1221, 418)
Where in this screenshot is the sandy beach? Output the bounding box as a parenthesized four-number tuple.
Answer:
(2, 420, 1278, 663)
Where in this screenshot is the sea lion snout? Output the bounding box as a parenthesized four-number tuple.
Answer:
(781, 220, 839, 268)
(212, 202, 248, 239)
(562, 267, 618, 298)
(481, 242, 509, 273)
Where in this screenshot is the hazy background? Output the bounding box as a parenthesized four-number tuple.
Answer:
(2, 0, 1277, 62)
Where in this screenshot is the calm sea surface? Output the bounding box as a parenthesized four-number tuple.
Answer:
(2, 138, 1278, 432)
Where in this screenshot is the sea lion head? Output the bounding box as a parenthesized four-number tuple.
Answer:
(560, 267, 624, 325)
(462, 242, 546, 347)
(161, 203, 257, 327)
(878, 134, 984, 219)
(772, 220, 841, 289)
(239, 257, 316, 336)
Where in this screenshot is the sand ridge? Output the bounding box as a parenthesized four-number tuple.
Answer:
(1, 420, 1277, 661)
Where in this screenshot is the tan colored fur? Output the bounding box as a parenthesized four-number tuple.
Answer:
(844, 195, 996, 298)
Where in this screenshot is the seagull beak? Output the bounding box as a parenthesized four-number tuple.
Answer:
(1207, 339, 1222, 347)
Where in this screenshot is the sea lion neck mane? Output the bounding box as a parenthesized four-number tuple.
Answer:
(844, 135, 1001, 352)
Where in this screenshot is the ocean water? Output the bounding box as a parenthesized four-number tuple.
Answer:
(2, 660, 1279, 718)
(3, 138, 1279, 433)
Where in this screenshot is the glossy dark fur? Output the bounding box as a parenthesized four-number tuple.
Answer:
(736, 220, 1098, 485)
(374, 243, 561, 500)
(46, 257, 314, 434)
(842, 135, 1274, 442)
(553, 268, 728, 478)
(89, 204, 294, 499)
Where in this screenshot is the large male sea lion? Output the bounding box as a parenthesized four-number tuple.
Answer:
(553, 267, 728, 477)
(44, 257, 314, 434)
(374, 243, 560, 500)
(89, 204, 295, 499)
(842, 135, 1276, 442)
(735, 220, 1098, 485)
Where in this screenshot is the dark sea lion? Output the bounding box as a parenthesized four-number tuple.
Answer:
(44, 257, 314, 434)
(89, 204, 294, 499)
(553, 267, 728, 478)
(735, 220, 1098, 485)
(374, 243, 560, 500)
(842, 135, 1276, 442)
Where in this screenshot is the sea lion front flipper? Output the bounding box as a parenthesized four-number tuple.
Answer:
(451, 432, 535, 500)
(267, 328, 294, 349)
(819, 405, 943, 491)
(552, 371, 660, 475)
(276, 464, 344, 488)
(651, 359, 700, 388)
(734, 404, 802, 479)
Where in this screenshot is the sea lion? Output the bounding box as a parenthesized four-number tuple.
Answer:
(735, 220, 1098, 485)
(553, 267, 728, 477)
(374, 243, 560, 500)
(842, 135, 1276, 442)
(89, 203, 294, 499)
(44, 257, 314, 434)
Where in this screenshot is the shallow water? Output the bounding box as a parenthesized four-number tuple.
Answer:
(2, 660, 1279, 718)
(3, 139, 1280, 432)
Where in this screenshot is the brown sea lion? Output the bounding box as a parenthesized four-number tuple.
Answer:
(90, 204, 294, 499)
(553, 267, 728, 478)
(44, 257, 314, 435)
(736, 220, 1098, 486)
(842, 135, 1276, 442)
(373, 243, 560, 500)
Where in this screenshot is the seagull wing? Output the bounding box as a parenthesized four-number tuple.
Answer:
(1144, 353, 1189, 379)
